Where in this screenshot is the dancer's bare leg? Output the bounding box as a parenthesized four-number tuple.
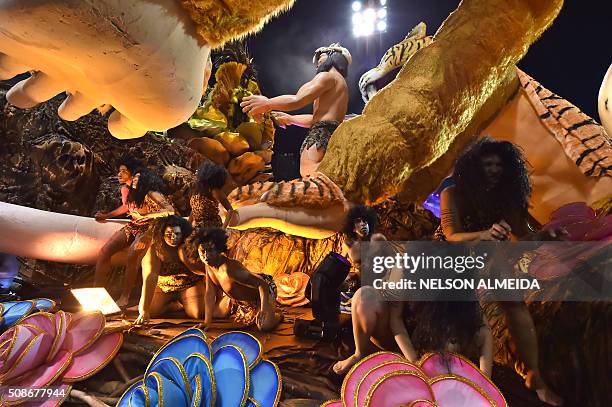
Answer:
(195, 292, 231, 329)
(256, 292, 282, 332)
(94, 229, 130, 288)
(501, 301, 563, 406)
(300, 145, 326, 178)
(180, 280, 206, 320)
(333, 286, 390, 375)
(117, 235, 149, 308)
(149, 289, 175, 318)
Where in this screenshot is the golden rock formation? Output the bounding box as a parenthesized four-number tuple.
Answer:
(253, 150, 273, 164)
(185, 60, 276, 185)
(319, 0, 564, 204)
(216, 131, 250, 156)
(237, 122, 264, 149)
(187, 137, 230, 165)
(228, 152, 267, 185)
(227, 229, 343, 277)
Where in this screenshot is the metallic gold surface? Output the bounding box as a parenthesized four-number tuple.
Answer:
(187, 137, 231, 165)
(216, 131, 250, 156)
(319, 0, 564, 204)
(237, 122, 264, 149)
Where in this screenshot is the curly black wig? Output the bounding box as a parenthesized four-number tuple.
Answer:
(316, 51, 350, 78)
(194, 161, 228, 195)
(342, 205, 378, 240)
(195, 227, 229, 253)
(452, 137, 532, 231)
(118, 156, 145, 176)
(127, 168, 167, 207)
(152, 215, 192, 255)
(409, 297, 483, 356)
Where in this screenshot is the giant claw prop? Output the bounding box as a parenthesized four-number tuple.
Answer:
(598, 63, 612, 138)
(0, 0, 294, 139)
(225, 173, 347, 239)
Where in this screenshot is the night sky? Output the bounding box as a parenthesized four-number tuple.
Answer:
(242, 0, 610, 153)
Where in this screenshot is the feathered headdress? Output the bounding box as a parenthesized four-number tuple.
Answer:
(313, 42, 352, 65)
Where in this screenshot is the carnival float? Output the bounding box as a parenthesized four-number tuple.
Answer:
(0, 0, 610, 406)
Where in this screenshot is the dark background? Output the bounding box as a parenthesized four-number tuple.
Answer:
(243, 0, 610, 154)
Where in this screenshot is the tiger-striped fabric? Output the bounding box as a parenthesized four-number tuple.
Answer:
(228, 180, 276, 207)
(518, 69, 612, 177)
(228, 172, 345, 209)
(379, 22, 433, 74)
(359, 22, 433, 102)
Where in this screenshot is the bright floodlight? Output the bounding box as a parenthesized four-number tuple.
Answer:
(71, 287, 121, 315)
(353, 2, 388, 37)
(363, 8, 376, 22)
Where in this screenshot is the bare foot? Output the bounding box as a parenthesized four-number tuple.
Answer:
(535, 388, 564, 406)
(116, 295, 130, 309)
(526, 371, 564, 406)
(332, 354, 361, 375)
(257, 310, 283, 332)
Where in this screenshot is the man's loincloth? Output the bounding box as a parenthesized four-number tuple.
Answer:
(300, 120, 340, 155)
(229, 274, 278, 326)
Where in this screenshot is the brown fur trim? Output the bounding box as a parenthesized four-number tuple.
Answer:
(179, 0, 296, 48)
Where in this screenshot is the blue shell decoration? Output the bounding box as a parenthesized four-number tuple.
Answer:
(117, 329, 281, 407)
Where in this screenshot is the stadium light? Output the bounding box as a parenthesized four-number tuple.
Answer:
(352, 1, 387, 37)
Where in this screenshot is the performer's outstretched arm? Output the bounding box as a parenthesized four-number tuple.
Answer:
(95, 186, 130, 221)
(241, 73, 332, 115)
(272, 112, 313, 128)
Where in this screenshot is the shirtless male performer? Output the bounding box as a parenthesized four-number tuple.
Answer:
(240, 43, 351, 177)
(195, 227, 282, 332)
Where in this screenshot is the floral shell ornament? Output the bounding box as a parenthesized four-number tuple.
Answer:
(0, 310, 123, 406)
(324, 351, 507, 407)
(0, 299, 56, 333)
(117, 329, 281, 407)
